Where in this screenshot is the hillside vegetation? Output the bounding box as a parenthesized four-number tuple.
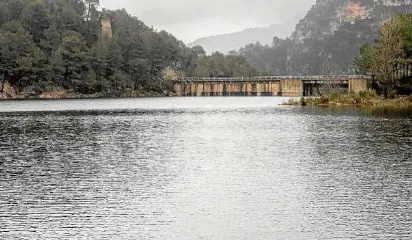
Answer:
(236, 0, 412, 76)
(285, 13, 412, 106)
(0, 0, 258, 98)
(356, 14, 412, 96)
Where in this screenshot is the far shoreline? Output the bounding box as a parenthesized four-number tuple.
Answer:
(0, 95, 174, 101)
(0, 89, 177, 101)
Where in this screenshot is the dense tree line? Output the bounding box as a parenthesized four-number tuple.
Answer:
(191, 51, 261, 78)
(0, 0, 196, 96)
(237, 38, 291, 76)
(0, 0, 257, 97)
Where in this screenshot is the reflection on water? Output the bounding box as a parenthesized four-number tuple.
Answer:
(0, 98, 411, 239)
(360, 106, 412, 117)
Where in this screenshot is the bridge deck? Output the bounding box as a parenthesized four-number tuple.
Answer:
(177, 75, 370, 82)
(172, 75, 369, 97)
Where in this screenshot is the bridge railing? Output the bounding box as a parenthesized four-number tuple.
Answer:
(177, 75, 371, 81)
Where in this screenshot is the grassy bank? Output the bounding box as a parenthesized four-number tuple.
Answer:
(284, 90, 412, 108)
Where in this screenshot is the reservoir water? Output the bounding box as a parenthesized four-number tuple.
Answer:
(0, 97, 411, 239)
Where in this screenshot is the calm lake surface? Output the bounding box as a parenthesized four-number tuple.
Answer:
(0, 97, 411, 239)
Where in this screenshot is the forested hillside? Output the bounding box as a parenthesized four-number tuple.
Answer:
(191, 51, 260, 78)
(237, 0, 412, 75)
(0, 0, 200, 97)
(0, 0, 259, 98)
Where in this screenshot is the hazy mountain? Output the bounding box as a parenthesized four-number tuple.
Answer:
(188, 24, 292, 54)
(287, 0, 412, 74)
(238, 0, 412, 75)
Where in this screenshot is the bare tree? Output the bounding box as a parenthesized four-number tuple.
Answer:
(371, 19, 405, 97)
(321, 56, 340, 76)
(318, 56, 343, 95)
(375, 6, 394, 26)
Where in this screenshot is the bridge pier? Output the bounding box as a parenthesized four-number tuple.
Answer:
(280, 79, 303, 97)
(349, 79, 368, 93)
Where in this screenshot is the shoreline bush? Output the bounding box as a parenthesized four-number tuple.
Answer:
(283, 90, 412, 108)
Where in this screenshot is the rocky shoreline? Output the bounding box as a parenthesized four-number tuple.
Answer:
(0, 83, 175, 100)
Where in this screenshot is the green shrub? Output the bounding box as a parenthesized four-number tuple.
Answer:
(388, 90, 397, 99)
(409, 94, 412, 102)
(285, 98, 299, 105)
(359, 91, 367, 99)
(300, 97, 307, 106)
(339, 93, 353, 104)
(359, 89, 377, 100)
(329, 92, 339, 102)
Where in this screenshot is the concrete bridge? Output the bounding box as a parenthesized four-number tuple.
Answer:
(171, 75, 369, 97)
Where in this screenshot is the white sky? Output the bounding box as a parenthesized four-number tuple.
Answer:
(100, 0, 316, 43)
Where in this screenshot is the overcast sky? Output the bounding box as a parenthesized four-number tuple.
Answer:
(100, 0, 316, 43)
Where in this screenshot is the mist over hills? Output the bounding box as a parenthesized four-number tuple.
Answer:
(188, 0, 412, 75)
(235, 0, 412, 75)
(188, 24, 292, 54)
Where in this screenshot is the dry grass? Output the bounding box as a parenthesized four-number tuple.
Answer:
(39, 88, 69, 99)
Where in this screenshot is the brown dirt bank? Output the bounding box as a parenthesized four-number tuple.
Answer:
(0, 83, 176, 100)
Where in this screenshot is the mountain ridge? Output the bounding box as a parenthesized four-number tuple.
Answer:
(237, 0, 412, 75)
(188, 24, 292, 54)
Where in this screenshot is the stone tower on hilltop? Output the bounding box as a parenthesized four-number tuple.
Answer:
(101, 17, 112, 40)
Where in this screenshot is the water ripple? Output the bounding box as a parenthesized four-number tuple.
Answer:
(0, 98, 411, 239)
